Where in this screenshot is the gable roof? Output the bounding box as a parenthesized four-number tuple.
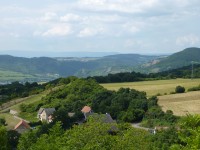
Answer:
(81, 106, 91, 113)
(88, 113, 115, 123)
(101, 113, 115, 123)
(43, 108, 56, 116)
(14, 120, 30, 130)
(38, 108, 44, 114)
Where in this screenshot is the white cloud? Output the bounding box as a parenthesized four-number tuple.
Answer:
(42, 25, 72, 37)
(176, 34, 200, 46)
(0, 0, 200, 52)
(9, 33, 20, 38)
(76, 0, 160, 14)
(78, 27, 105, 37)
(41, 12, 57, 21)
(60, 13, 81, 22)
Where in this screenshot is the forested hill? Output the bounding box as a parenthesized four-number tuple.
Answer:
(0, 54, 159, 83)
(146, 47, 200, 72)
(89, 64, 200, 83)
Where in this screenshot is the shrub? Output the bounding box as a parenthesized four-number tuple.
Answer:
(188, 85, 200, 92)
(170, 91, 176, 94)
(175, 86, 185, 93)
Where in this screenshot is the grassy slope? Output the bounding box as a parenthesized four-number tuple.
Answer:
(158, 91, 200, 116)
(0, 92, 47, 129)
(101, 78, 200, 97)
(0, 86, 63, 129)
(0, 113, 20, 130)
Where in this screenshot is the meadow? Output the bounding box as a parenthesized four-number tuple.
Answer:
(0, 69, 34, 81)
(101, 78, 200, 97)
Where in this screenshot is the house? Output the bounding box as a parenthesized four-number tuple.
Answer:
(101, 113, 116, 124)
(14, 120, 30, 134)
(81, 106, 93, 120)
(37, 108, 56, 123)
(89, 113, 116, 124)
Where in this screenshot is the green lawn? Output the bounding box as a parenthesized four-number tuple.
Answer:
(0, 113, 20, 130)
(101, 78, 200, 96)
(0, 91, 47, 125)
(9, 92, 47, 112)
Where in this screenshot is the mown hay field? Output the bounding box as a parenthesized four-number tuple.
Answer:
(158, 91, 200, 116)
(101, 78, 200, 97)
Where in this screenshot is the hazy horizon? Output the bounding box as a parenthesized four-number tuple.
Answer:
(0, 49, 173, 58)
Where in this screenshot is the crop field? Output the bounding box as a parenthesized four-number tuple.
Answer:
(101, 78, 200, 97)
(158, 91, 200, 116)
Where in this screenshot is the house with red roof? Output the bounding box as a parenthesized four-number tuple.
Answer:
(81, 106, 93, 120)
(14, 120, 30, 134)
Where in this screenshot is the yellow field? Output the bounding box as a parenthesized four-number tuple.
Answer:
(101, 79, 200, 97)
(158, 91, 200, 116)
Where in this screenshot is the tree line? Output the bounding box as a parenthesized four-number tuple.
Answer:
(88, 64, 200, 83)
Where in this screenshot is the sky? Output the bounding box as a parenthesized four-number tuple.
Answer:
(0, 0, 200, 55)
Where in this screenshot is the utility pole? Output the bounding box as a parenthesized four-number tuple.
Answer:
(191, 61, 200, 80)
(191, 61, 194, 80)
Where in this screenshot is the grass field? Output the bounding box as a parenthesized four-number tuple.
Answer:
(0, 69, 34, 81)
(101, 78, 200, 97)
(0, 113, 20, 130)
(0, 86, 63, 127)
(158, 91, 200, 116)
(0, 91, 47, 128)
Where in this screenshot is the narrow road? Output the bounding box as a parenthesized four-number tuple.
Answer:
(131, 123, 152, 131)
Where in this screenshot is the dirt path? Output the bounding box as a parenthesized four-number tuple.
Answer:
(0, 95, 36, 112)
(131, 123, 150, 131)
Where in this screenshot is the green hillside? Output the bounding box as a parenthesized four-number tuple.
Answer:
(146, 47, 200, 72)
(0, 54, 158, 83)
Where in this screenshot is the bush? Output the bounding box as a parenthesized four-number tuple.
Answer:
(188, 85, 200, 92)
(170, 91, 176, 94)
(175, 86, 185, 93)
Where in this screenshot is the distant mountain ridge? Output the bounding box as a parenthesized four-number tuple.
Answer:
(0, 47, 199, 83)
(0, 54, 159, 83)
